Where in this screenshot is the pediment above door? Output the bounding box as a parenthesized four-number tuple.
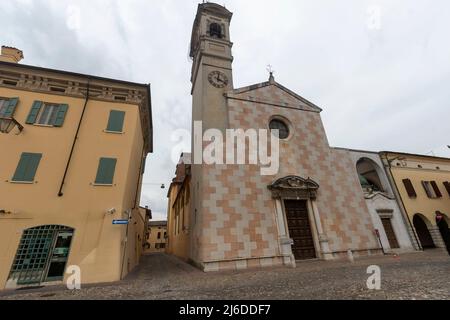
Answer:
(268, 175, 319, 199)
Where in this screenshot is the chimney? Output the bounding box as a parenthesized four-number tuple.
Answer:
(0, 46, 24, 63)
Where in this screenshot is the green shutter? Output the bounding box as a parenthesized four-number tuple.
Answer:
(26, 101, 43, 124)
(2, 97, 19, 117)
(106, 110, 125, 132)
(53, 104, 68, 127)
(12, 153, 42, 182)
(95, 157, 117, 184)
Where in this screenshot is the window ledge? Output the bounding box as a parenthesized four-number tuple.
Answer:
(103, 130, 124, 134)
(33, 124, 54, 128)
(92, 183, 114, 186)
(9, 180, 35, 184)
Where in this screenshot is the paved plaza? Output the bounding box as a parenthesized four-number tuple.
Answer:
(1, 250, 449, 300)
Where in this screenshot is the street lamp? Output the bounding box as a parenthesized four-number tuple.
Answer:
(0, 117, 24, 134)
(142, 182, 166, 189)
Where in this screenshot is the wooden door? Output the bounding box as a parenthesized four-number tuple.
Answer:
(381, 218, 400, 249)
(284, 200, 316, 260)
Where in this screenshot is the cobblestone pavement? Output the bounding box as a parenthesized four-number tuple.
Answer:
(1, 249, 449, 300)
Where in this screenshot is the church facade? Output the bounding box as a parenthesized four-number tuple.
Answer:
(181, 3, 406, 272)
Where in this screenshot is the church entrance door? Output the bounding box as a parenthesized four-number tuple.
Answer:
(284, 200, 316, 260)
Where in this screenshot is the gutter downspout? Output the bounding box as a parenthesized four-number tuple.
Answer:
(120, 209, 131, 280)
(381, 153, 422, 251)
(133, 149, 146, 210)
(58, 79, 91, 197)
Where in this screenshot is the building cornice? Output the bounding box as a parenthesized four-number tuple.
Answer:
(380, 151, 450, 163)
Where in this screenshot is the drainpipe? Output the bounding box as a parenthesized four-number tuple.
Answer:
(120, 209, 131, 280)
(132, 148, 146, 210)
(58, 80, 91, 197)
(381, 153, 422, 251)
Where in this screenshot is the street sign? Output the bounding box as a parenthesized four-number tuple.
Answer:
(112, 219, 129, 225)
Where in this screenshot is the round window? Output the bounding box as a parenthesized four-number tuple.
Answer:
(269, 119, 290, 139)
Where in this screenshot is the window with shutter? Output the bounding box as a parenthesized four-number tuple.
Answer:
(26, 102, 68, 126)
(0, 98, 7, 116)
(26, 101, 43, 124)
(402, 179, 417, 198)
(12, 153, 42, 182)
(106, 110, 125, 133)
(430, 181, 442, 198)
(422, 181, 434, 198)
(53, 104, 68, 127)
(421, 181, 440, 198)
(443, 182, 450, 197)
(0, 97, 19, 118)
(94, 157, 117, 185)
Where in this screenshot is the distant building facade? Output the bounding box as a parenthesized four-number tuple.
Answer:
(0, 46, 153, 289)
(380, 152, 450, 253)
(166, 153, 191, 260)
(346, 149, 417, 253)
(145, 221, 167, 253)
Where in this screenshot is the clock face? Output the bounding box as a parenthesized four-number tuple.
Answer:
(208, 71, 228, 88)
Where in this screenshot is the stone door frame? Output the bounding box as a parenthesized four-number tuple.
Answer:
(268, 176, 333, 267)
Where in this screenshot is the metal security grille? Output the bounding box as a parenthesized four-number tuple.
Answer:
(9, 225, 72, 285)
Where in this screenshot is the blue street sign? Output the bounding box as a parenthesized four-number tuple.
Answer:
(112, 219, 129, 225)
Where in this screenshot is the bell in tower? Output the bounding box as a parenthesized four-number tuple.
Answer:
(209, 22, 223, 38)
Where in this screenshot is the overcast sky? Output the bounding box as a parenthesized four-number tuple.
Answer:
(2, 0, 450, 220)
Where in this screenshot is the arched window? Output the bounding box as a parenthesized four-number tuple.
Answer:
(209, 23, 223, 38)
(356, 158, 384, 192)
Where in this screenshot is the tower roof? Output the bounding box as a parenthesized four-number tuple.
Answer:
(197, 2, 232, 19)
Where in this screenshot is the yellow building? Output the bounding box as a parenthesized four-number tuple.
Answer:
(166, 153, 191, 261)
(0, 46, 153, 289)
(145, 221, 167, 253)
(380, 151, 450, 253)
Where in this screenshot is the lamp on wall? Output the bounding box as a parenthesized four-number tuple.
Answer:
(0, 117, 23, 134)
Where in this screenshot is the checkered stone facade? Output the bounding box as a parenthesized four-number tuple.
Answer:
(193, 81, 381, 271)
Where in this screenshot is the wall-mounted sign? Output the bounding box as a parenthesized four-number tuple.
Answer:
(112, 219, 129, 225)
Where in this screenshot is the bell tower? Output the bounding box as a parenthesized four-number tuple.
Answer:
(189, 2, 233, 132)
(188, 3, 234, 265)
